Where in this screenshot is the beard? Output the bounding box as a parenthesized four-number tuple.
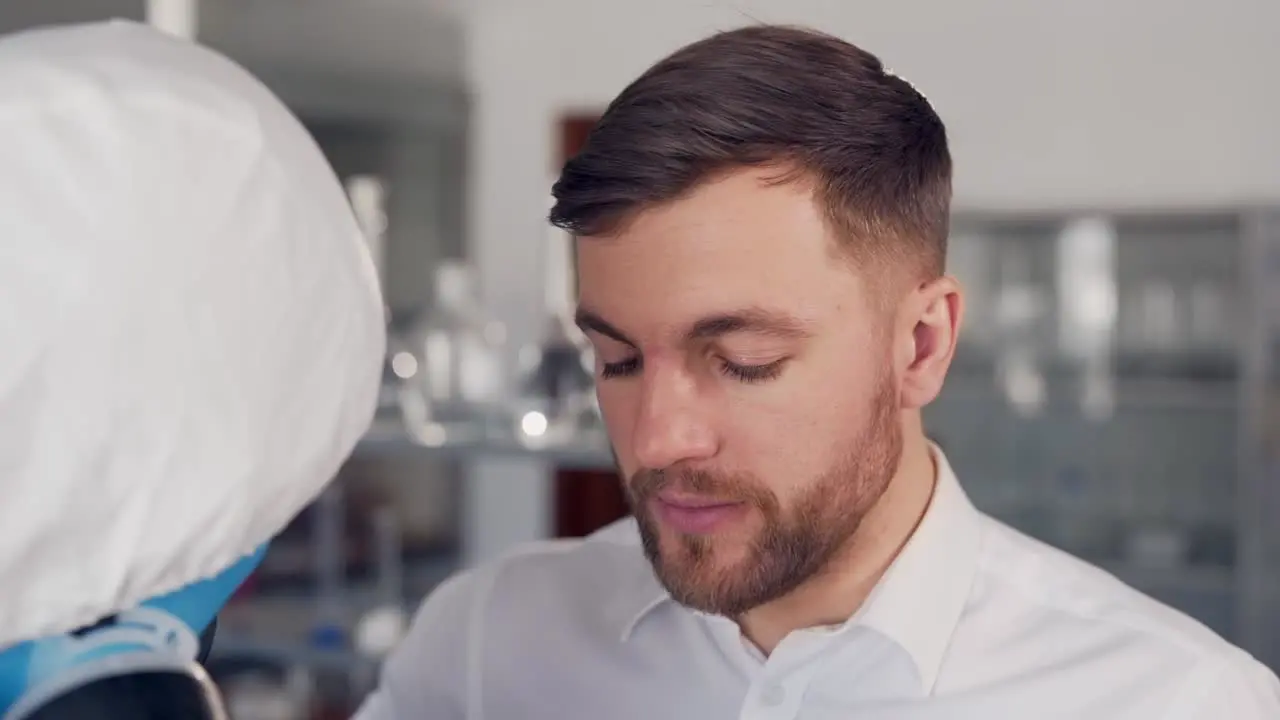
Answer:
(625, 374, 903, 617)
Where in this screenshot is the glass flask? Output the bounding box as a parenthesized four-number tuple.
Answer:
(512, 316, 599, 447)
(397, 260, 508, 445)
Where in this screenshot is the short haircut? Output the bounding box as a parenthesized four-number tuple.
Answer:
(550, 24, 952, 279)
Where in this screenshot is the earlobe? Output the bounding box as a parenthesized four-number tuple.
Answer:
(899, 276, 963, 410)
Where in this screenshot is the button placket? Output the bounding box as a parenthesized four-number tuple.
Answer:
(743, 666, 810, 720)
(759, 682, 788, 706)
(739, 680, 798, 720)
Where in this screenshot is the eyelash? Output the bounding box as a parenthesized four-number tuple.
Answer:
(721, 359, 785, 384)
(599, 357, 785, 384)
(600, 357, 640, 379)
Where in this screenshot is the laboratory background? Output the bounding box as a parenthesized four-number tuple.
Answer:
(7, 0, 1280, 717)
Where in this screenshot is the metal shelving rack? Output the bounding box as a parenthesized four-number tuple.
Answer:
(1238, 209, 1280, 669)
(931, 208, 1280, 668)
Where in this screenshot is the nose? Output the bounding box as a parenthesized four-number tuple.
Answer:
(631, 362, 717, 470)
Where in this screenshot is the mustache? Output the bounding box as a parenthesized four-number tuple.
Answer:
(627, 467, 771, 505)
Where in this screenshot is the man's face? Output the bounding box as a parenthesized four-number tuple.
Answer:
(574, 168, 911, 616)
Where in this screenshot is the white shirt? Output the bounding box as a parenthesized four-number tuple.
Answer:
(355, 450, 1280, 719)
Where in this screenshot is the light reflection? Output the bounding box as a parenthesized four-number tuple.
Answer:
(1056, 217, 1117, 419)
(390, 351, 418, 379)
(1056, 216, 1118, 358)
(520, 411, 549, 438)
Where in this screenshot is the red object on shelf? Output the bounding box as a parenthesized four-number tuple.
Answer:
(555, 468, 629, 538)
(552, 114, 631, 539)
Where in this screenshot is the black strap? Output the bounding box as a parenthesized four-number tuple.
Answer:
(20, 669, 226, 720)
(196, 617, 217, 665)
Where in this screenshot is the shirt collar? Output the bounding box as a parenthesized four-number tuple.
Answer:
(847, 445, 983, 691)
(616, 444, 983, 693)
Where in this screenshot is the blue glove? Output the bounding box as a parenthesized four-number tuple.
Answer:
(0, 543, 267, 715)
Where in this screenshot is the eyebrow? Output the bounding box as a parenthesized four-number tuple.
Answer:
(573, 306, 812, 348)
(684, 308, 814, 343)
(574, 308, 637, 347)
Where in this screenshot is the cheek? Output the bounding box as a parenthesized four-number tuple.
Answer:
(722, 363, 881, 491)
(723, 411, 827, 498)
(595, 384, 639, 456)
(728, 360, 867, 440)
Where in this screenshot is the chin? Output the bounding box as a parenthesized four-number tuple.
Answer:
(664, 531, 747, 561)
(659, 569, 763, 617)
(651, 541, 759, 609)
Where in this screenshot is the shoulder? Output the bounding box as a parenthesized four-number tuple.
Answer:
(966, 515, 1278, 713)
(976, 516, 1229, 653)
(358, 521, 659, 719)
(418, 518, 660, 645)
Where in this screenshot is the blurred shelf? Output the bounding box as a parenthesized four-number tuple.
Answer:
(940, 370, 1239, 412)
(951, 346, 1238, 375)
(1109, 379, 1239, 412)
(356, 416, 615, 470)
(213, 556, 460, 673)
(249, 545, 459, 596)
(210, 634, 370, 674)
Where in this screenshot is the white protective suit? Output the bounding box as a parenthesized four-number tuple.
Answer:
(0, 18, 385, 650)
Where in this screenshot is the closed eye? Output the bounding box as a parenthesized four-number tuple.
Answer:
(718, 358, 786, 384)
(601, 356, 641, 379)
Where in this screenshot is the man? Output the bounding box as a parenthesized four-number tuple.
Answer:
(358, 25, 1280, 719)
(0, 19, 384, 719)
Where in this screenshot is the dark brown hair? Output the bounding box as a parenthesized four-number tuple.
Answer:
(549, 25, 952, 279)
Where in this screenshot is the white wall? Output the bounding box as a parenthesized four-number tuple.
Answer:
(461, 0, 1280, 560)
(200, 0, 463, 84)
(0, 0, 145, 33)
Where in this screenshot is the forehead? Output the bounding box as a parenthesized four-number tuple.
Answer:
(574, 169, 868, 335)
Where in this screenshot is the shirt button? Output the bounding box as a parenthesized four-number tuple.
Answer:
(760, 683, 787, 707)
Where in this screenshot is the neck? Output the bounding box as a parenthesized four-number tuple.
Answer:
(737, 416, 938, 655)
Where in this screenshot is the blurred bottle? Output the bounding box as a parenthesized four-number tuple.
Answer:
(994, 241, 1049, 418)
(351, 505, 409, 700)
(397, 260, 509, 445)
(309, 484, 348, 655)
(513, 317, 598, 447)
(221, 666, 314, 720)
(511, 211, 599, 447)
(374, 309, 409, 435)
(345, 175, 404, 436)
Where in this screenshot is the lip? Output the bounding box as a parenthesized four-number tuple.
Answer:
(652, 494, 746, 535)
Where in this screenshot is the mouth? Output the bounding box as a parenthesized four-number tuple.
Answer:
(651, 493, 747, 535)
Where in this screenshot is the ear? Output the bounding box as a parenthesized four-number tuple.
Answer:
(896, 275, 963, 410)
